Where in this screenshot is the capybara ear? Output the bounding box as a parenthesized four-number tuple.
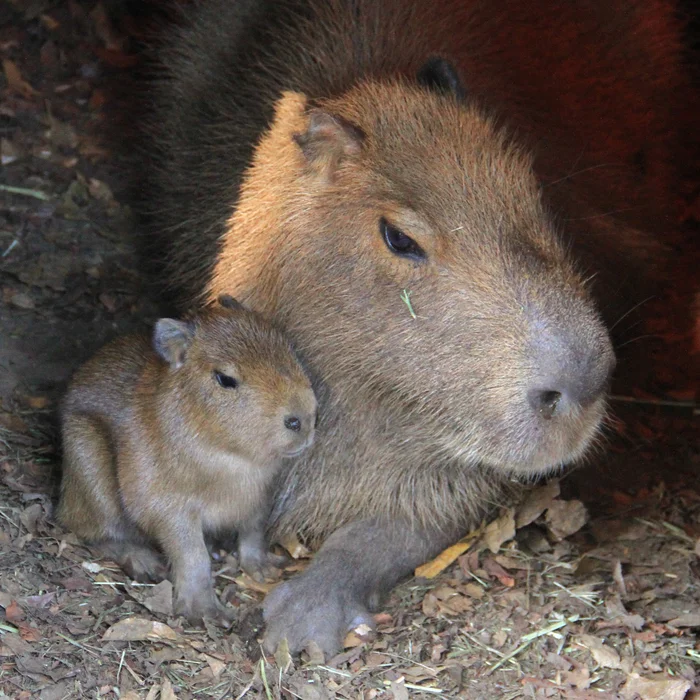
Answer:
(153, 319, 195, 369)
(417, 57, 466, 101)
(217, 294, 245, 312)
(294, 110, 364, 177)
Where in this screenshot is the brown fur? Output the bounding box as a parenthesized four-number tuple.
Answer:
(138, 0, 694, 655)
(56, 298, 316, 625)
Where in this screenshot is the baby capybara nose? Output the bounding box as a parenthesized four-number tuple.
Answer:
(528, 325, 616, 419)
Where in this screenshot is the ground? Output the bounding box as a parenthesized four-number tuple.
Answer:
(0, 3, 698, 699)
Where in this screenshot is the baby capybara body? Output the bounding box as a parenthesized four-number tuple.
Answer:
(57, 295, 316, 624)
(139, 0, 693, 653)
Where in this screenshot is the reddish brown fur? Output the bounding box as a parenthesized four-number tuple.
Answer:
(56, 300, 316, 624)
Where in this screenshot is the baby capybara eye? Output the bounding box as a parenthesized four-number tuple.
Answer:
(214, 371, 238, 389)
(380, 218, 426, 260)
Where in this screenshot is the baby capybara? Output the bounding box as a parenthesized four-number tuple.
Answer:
(57, 295, 316, 624)
(137, 0, 693, 653)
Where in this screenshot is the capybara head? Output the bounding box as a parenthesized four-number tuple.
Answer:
(153, 295, 317, 463)
(210, 75, 615, 477)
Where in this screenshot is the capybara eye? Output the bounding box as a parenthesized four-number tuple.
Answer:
(380, 218, 425, 260)
(214, 371, 238, 389)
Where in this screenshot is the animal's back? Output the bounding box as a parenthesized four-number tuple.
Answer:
(140, 0, 694, 307)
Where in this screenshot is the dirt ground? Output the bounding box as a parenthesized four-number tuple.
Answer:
(0, 2, 698, 699)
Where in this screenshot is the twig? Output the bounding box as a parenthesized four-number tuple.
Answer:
(0, 184, 51, 201)
(487, 616, 578, 675)
(260, 658, 273, 700)
(400, 289, 417, 319)
(609, 395, 696, 409)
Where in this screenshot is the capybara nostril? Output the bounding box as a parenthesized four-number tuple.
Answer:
(284, 416, 302, 432)
(528, 325, 616, 419)
(528, 389, 562, 419)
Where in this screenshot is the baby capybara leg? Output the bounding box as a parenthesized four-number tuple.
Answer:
(57, 414, 128, 541)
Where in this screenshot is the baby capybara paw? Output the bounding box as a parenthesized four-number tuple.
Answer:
(174, 588, 234, 628)
(240, 550, 288, 583)
(100, 542, 168, 583)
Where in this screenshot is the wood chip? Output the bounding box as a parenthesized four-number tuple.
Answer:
(102, 617, 179, 642)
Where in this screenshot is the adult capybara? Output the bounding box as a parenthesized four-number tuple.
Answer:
(57, 294, 316, 625)
(137, 0, 692, 654)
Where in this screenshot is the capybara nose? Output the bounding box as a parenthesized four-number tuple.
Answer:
(528, 327, 616, 419)
(284, 416, 302, 432)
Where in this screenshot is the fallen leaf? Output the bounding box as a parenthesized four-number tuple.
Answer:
(17, 623, 41, 643)
(667, 612, 700, 628)
(274, 636, 293, 673)
(2, 60, 38, 98)
(415, 525, 483, 578)
(482, 509, 516, 554)
(204, 654, 226, 678)
(81, 561, 103, 574)
(160, 677, 177, 700)
(343, 622, 374, 649)
(5, 600, 24, 624)
(482, 557, 515, 587)
(620, 673, 691, 700)
(515, 480, 561, 528)
(120, 692, 141, 700)
(145, 686, 159, 700)
(575, 634, 621, 669)
(278, 533, 311, 559)
(140, 580, 173, 616)
(102, 616, 178, 642)
(87, 177, 114, 203)
(10, 293, 35, 310)
(46, 117, 78, 149)
(305, 640, 326, 664)
(234, 573, 276, 594)
(390, 678, 409, 700)
(545, 499, 588, 541)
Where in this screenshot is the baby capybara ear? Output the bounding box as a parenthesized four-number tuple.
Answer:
(293, 110, 364, 177)
(153, 319, 195, 369)
(417, 57, 466, 101)
(217, 294, 245, 312)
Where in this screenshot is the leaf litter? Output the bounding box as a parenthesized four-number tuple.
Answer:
(0, 2, 698, 699)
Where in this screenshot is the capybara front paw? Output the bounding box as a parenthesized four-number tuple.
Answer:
(174, 589, 234, 627)
(263, 573, 374, 658)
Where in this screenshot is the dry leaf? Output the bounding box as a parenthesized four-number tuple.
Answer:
(234, 573, 276, 594)
(204, 654, 226, 678)
(545, 499, 588, 541)
(304, 640, 326, 664)
(120, 692, 141, 700)
(141, 580, 173, 616)
(667, 612, 700, 628)
(102, 617, 178, 642)
(278, 533, 311, 559)
(516, 480, 561, 528)
(415, 526, 482, 578)
(10, 293, 35, 310)
(343, 623, 374, 649)
(145, 686, 159, 700)
(620, 673, 691, 700)
(482, 557, 515, 587)
(2, 60, 38, 98)
(160, 677, 177, 700)
(274, 636, 293, 672)
(482, 509, 516, 554)
(390, 678, 409, 700)
(5, 601, 24, 624)
(575, 634, 621, 669)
